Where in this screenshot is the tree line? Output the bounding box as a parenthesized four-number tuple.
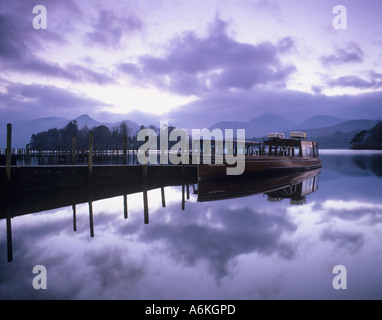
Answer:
(29, 121, 179, 150)
(350, 121, 382, 150)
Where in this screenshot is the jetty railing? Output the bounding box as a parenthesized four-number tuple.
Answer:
(0, 124, 159, 166)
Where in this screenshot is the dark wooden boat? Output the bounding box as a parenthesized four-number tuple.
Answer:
(197, 132, 322, 179)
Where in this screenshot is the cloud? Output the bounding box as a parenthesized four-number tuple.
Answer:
(165, 88, 382, 128)
(137, 202, 297, 281)
(119, 17, 296, 95)
(320, 42, 364, 66)
(0, 80, 110, 121)
(85, 9, 143, 48)
(328, 75, 382, 90)
(0, 6, 115, 85)
(320, 228, 364, 255)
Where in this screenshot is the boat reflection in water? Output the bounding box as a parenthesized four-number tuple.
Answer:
(196, 169, 320, 205)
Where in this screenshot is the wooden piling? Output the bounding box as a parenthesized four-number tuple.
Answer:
(72, 205, 77, 232)
(123, 136, 127, 165)
(89, 201, 94, 238)
(26, 144, 30, 163)
(161, 187, 166, 207)
(181, 164, 185, 210)
(6, 214, 12, 262)
(6, 123, 12, 182)
(123, 194, 128, 219)
(182, 184, 185, 211)
(71, 133, 76, 165)
(88, 131, 93, 175)
(143, 164, 149, 224)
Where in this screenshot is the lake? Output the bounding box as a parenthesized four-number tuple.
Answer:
(1, 150, 382, 300)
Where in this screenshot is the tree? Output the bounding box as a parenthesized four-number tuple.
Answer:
(92, 125, 112, 148)
(350, 130, 368, 149)
(61, 121, 79, 148)
(367, 121, 382, 148)
(350, 121, 382, 150)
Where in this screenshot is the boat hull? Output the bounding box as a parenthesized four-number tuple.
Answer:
(198, 156, 322, 179)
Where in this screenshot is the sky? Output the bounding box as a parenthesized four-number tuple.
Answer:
(0, 0, 381, 129)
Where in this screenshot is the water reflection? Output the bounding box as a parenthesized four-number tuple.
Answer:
(1, 152, 382, 299)
(1, 167, 320, 263)
(197, 169, 320, 205)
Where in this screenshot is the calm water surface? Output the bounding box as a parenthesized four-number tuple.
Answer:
(1, 151, 382, 299)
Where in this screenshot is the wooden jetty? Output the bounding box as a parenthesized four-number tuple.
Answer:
(0, 124, 198, 261)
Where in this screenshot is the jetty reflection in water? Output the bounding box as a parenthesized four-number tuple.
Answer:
(1, 167, 319, 263)
(1, 152, 382, 299)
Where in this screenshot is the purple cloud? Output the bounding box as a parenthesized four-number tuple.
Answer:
(119, 17, 296, 94)
(85, 10, 143, 48)
(0, 5, 115, 85)
(328, 75, 382, 90)
(0, 80, 110, 121)
(320, 42, 364, 66)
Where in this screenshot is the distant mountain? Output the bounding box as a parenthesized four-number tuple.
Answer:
(2, 112, 379, 149)
(299, 115, 347, 130)
(0, 114, 140, 148)
(74, 114, 104, 129)
(305, 120, 377, 138)
(208, 114, 379, 148)
(74, 114, 140, 134)
(1, 117, 69, 149)
(210, 113, 296, 138)
(306, 120, 378, 148)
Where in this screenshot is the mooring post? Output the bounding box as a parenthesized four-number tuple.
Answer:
(88, 200, 94, 238)
(5, 124, 13, 262)
(38, 145, 42, 165)
(123, 194, 128, 219)
(143, 164, 149, 224)
(72, 204, 77, 232)
(6, 123, 12, 182)
(181, 164, 185, 211)
(123, 136, 127, 165)
(161, 187, 166, 208)
(6, 213, 13, 262)
(88, 131, 93, 176)
(26, 144, 30, 163)
(71, 133, 76, 165)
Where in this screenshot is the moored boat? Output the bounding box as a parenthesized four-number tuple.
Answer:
(197, 131, 322, 179)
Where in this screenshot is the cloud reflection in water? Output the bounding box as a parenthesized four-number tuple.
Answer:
(1, 153, 382, 299)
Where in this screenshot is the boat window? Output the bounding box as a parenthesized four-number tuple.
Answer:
(301, 144, 306, 157)
(301, 178, 314, 196)
(307, 143, 314, 157)
(263, 144, 270, 156)
(224, 141, 233, 155)
(314, 143, 319, 158)
(300, 142, 314, 157)
(293, 145, 300, 156)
